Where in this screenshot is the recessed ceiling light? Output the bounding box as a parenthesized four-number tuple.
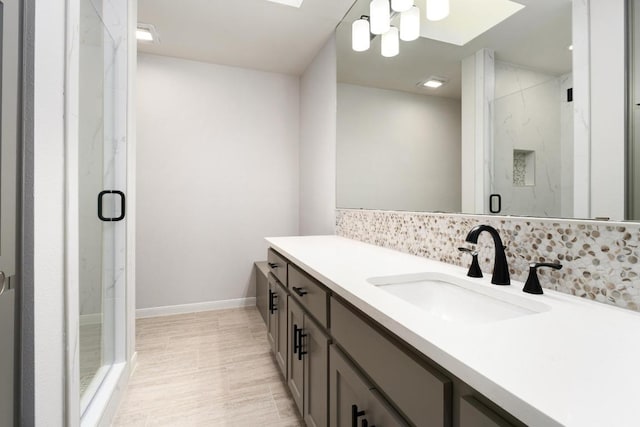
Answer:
(422, 77, 447, 89)
(265, 0, 304, 7)
(137, 24, 159, 43)
(568, 45, 573, 51)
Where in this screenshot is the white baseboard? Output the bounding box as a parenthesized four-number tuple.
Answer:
(135, 297, 257, 319)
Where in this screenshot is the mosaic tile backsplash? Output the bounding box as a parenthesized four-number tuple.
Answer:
(336, 209, 640, 312)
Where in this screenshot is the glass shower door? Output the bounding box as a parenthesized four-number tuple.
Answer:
(78, 0, 127, 411)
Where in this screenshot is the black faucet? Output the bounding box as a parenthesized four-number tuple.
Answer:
(464, 225, 510, 285)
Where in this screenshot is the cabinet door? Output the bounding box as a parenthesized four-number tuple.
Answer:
(367, 389, 408, 427)
(288, 296, 305, 414)
(267, 276, 278, 353)
(275, 281, 288, 377)
(303, 315, 329, 427)
(329, 345, 373, 427)
(330, 345, 407, 427)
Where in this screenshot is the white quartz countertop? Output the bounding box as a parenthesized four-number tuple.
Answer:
(265, 235, 640, 427)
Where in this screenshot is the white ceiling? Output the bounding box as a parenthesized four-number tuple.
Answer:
(137, 0, 356, 75)
(337, 0, 573, 99)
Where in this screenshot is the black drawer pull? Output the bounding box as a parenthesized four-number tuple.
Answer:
(351, 405, 365, 427)
(268, 262, 279, 269)
(293, 324, 299, 354)
(292, 286, 308, 297)
(268, 290, 277, 314)
(297, 327, 307, 360)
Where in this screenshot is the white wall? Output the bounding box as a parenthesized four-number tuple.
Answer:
(299, 36, 337, 235)
(136, 54, 300, 310)
(337, 83, 461, 212)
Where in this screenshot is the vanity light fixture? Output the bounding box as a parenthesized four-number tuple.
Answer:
(370, 0, 391, 35)
(426, 0, 450, 21)
(400, 6, 420, 41)
(391, 0, 413, 12)
(381, 26, 400, 57)
(354, 0, 423, 56)
(136, 23, 158, 43)
(422, 77, 448, 88)
(352, 16, 371, 52)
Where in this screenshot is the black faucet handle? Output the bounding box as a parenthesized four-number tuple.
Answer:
(523, 262, 563, 294)
(530, 262, 563, 270)
(457, 247, 483, 278)
(457, 246, 478, 256)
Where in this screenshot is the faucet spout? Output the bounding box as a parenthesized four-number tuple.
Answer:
(465, 225, 510, 285)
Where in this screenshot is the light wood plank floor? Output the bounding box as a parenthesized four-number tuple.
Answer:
(113, 307, 304, 426)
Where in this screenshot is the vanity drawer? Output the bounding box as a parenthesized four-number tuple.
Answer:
(331, 297, 452, 427)
(268, 248, 288, 285)
(287, 264, 329, 328)
(459, 396, 514, 427)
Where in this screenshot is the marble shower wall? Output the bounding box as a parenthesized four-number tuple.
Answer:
(336, 209, 640, 312)
(490, 62, 573, 218)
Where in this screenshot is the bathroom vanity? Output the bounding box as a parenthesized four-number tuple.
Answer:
(263, 235, 640, 427)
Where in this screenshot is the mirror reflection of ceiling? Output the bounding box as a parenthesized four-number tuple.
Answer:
(138, 0, 355, 75)
(337, 0, 572, 99)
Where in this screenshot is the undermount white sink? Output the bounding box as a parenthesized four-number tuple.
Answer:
(368, 272, 550, 324)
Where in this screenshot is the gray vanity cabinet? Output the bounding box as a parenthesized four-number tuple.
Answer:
(329, 345, 407, 427)
(267, 247, 524, 427)
(288, 295, 330, 427)
(268, 274, 288, 378)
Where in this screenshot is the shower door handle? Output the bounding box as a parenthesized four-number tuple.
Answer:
(489, 194, 502, 214)
(98, 190, 126, 222)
